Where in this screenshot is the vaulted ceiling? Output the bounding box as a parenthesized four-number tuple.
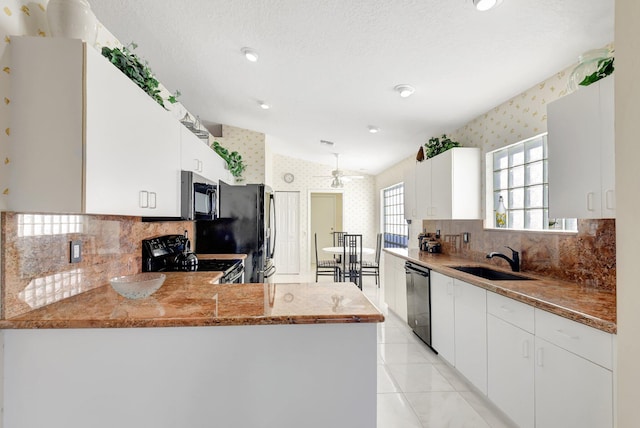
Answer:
(90, 0, 614, 174)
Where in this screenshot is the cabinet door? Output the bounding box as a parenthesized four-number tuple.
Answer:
(85, 46, 181, 216)
(599, 76, 615, 217)
(454, 279, 487, 394)
(548, 80, 602, 219)
(393, 257, 408, 323)
(383, 254, 397, 312)
(535, 337, 613, 428)
(403, 166, 416, 220)
(429, 150, 452, 219)
(180, 127, 228, 184)
(414, 159, 432, 219)
(487, 315, 534, 428)
(430, 271, 455, 364)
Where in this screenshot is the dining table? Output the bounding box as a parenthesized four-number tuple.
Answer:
(322, 246, 375, 288)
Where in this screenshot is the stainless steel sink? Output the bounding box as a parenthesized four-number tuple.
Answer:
(451, 266, 533, 281)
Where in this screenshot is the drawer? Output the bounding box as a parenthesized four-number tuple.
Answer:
(535, 308, 613, 370)
(487, 292, 534, 334)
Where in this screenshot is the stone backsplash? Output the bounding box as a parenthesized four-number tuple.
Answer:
(423, 219, 615, 291)
(1, 212, 193, 319)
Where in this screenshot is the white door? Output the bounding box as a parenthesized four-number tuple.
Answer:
(274, 191, 300, 274)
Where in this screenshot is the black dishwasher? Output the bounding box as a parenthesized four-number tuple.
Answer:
(405, 262, 435, 351)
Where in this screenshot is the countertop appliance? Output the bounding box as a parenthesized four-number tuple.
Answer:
(142, 233, 244, 283)
(195, 181, 276, 283)
(405, 262, 435, 350)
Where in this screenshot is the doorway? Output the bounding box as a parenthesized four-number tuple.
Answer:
(310, 192, 343, 270)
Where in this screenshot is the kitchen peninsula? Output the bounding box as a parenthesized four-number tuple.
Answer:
(0, 274, 384, 428)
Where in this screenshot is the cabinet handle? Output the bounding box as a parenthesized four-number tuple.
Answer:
(500, 305, 513, 313)
(139, 190, 149, 208)
(554, 329, 579, 340)
(536, 348, 544, 367)
(149, 192, 157, 209)
(605, 189, 615, 210)
(522, 340, 529, 358)
(586, 192, 595, 211)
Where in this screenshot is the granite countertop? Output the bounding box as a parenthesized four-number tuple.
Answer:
(0, 272, 384, 329)
(386, 248, 616, 334)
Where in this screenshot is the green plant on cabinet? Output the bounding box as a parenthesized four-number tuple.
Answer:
(423, 134, 460, 160)
(101, 42, 180, 108)
(212, 141, 246, 179)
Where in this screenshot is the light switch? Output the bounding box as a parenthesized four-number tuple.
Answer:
(70, 240, 82, 263)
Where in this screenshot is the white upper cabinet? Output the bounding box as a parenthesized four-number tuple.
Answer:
(10, 37, 181, 216)
(403, 165, 416, 221)
(179, 126, 229, 184)
(548, 76, 615, 218)
(408, 147, 481, 220)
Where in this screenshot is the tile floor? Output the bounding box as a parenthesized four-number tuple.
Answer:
(274, 268, 517, 428)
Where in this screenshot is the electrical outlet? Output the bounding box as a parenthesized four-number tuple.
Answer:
(70, 240, 82, 263)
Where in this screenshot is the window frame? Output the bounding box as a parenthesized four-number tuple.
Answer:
(382, 183, 408, 248)
(486, 133, 577, 232)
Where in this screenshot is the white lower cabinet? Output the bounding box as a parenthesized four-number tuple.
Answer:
(453, 279, 487, 394)
(431, 272, 487, 394)
(430, 271, 455, 363)
(382, 253, 408, 323)
(488, 315, 535, 428)
(534, 309, 613, 428)
(432, 273, 614, 428)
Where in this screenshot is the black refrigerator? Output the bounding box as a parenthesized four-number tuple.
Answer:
(195, 181, 276, 283)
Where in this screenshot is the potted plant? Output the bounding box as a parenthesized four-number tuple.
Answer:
(212, 141, 246, 180)
(423, 134, 460, 159)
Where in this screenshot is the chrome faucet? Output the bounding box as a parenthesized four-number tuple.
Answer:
(486, 246, 520, 272)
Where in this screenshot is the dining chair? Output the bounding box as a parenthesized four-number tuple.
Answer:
(314, 233, 340, 281)
(362, 233, 382, 287)
(332, 231, 347, 264)
(340, 234, 363, 289)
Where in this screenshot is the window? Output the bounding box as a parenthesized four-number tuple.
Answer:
(488, 134, 577, 231)
(382, 183, 408, 248)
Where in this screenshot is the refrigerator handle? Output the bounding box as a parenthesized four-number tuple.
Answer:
(270, 193, 277, 259)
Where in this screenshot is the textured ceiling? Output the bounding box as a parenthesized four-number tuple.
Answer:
(89, 0, 614, 174)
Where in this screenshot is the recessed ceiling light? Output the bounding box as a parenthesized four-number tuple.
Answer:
(241, 47, 259, 62)
(394, 84, 415, 98)
(258, 101, 270, 109)
(368, 126, 380, 134)
(473, 0, 503, 11)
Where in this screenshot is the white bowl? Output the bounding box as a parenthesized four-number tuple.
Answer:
(109, 272, 166, 299)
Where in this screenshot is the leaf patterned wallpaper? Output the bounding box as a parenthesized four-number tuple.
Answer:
(214, 124, 266, 184)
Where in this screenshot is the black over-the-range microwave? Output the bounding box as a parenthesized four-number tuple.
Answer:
(181, 170, 217, 220)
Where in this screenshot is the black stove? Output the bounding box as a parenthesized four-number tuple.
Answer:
(142, 234, 244, 283)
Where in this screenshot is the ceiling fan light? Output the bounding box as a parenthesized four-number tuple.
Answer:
(394, 84, 415, 98)
(473, 0, 502, 11)
(331, 177, 343, 188)
(241, 47, 259, 62)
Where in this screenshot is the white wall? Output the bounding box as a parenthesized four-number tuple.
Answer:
(614, 0, 640, 425)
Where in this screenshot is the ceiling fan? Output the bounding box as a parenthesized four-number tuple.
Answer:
(315, 153, 364, 188)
